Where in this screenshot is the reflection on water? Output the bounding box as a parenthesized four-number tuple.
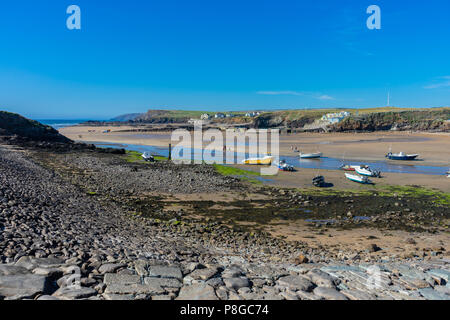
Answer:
(92, 142, 448, 176)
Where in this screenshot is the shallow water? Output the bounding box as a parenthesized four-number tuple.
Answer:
(91, 142, 448, 176)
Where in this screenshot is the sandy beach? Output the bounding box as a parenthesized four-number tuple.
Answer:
(60, 125, 450, 192)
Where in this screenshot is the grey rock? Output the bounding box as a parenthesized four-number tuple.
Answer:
(307, 269, 338, 288)
(419, 288, 450, 300)
(277, 275, 315, 292)
(0, 264, 28, 276)
(176, 284, 218, 300)
(223, 277, 250, 291)
(148, 265, 183, 280)
(0, 274, 49, 298)
(144, 277, 182, 288)
(313, 287, 348, 300)
(52, 286, 97, 300)
(105, 283, 165, 295)
(98, 263, 126, 274)
(103, 273, 140, 285)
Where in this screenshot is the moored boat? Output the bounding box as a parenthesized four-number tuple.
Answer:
(242, 155, 274, 165)
(340, 164, 357, 171)
(299, 152, 322, 159)
(345, 173, 373, 184)
(354, 165, 381, 177)
(275, 160, 295, 171)
(142, 152, 155, 162)
(385, 152, 419, 161)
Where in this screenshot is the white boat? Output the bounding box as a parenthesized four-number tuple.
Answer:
(345, 173, 373, 184)
(274, 160, 295, 171)
(354, 165, 381, 177)
(299, 152, 322, 159)
(142, 152, 155, 162)
(447, 169, 450, 178)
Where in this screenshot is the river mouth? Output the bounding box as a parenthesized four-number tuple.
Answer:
(89, 141, 448, 176)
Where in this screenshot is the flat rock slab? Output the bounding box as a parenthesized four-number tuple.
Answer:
(105, 283, 165, 295)
(277, 275, 315, 292)
(52, 286, 97, 300)
(419, 288, 450, 300)
(0, 274, 49, 298)
(103, 274, 140, 286)
(340, 289, 376, 300)
(148, 266, 183, 280)
(144, 277, 182, 288)
(99, 263, 127, 274)
(313, 287, 348, 300)
(176, 284, 218, 300)
(0, 264, 29, 276)
(187, 268, 219, 281)
(15, 256, 64, 270)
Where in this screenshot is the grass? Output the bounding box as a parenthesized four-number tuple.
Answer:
(213, 163, 263, 184)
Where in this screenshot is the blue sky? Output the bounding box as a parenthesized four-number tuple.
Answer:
(0, 0, 449, 119)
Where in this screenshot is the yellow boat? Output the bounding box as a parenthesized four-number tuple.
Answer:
(242, 155, 274, 165)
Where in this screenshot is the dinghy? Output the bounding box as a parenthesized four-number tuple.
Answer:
(242, 155, 274, 165)
(345, 173, 373, 184)
(299, 152, 322, 159)
(340, 164, 357, 171)
(275, 160, 295, 171)
(385, 151, 419, 161)
(354, 165, 381, 177)
(312, 175, 326, 187)
(142, 152, 155, 162)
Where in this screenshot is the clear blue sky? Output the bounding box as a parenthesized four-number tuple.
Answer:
(0, 0, 449, 119)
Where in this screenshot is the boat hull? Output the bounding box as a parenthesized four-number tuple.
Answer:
(299, 152, 322, 159)
(242, 156, 274, 165)
(386, 153, 419, 161)
(345, 173, 372, 184)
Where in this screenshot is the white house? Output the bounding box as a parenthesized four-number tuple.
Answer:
(200, 113, 211, 120)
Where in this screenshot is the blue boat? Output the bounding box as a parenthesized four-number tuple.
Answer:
(385, 152, 419, 161)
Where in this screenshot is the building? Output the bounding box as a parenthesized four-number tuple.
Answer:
(245, 111, 260, 117)
(215, 113, 225, 119)
(200, 113, 211, 120)
(321, 111, 350, 124)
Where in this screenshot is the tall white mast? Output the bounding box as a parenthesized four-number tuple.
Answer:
(387, 91, 390, 106)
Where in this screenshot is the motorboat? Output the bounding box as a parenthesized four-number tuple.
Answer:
(340, 164, 358, 171)
(242, 155, 274, 165)
(385, 152, 419, 161)
(354, 165, 381, 177)
(142, 152, 155, 162)
(312, 175, 326, 187)
(299, 152, 322, 159)
(275, 160, 295, 171)
(345, 173, 373, 184)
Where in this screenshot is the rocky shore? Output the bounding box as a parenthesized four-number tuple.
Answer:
(0, 141, 449, 300)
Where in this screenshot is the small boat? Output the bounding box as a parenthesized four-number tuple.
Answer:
(275, 160, 295, 171)
(312, 175, 326, 187)
(299, 152, 322, 159)
(142, 152, 155, 162)
(345, 173, 373, 184)
(340, 164, 357, 171)
(447, 169, 450, 178)
(242, 155, 274, 165)
(354, 165, 381, 177)
(385, 152, 419, 161)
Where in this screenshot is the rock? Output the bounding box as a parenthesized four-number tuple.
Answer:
(37, 295, 60, 300)
(98, 263, 126, 274)
(340, 289, 376, 300)
(187, 267, 219, 281)
(15, 256, 64, 270)
(307, 269, 338, 288)
(0, 264, 28, 276)
(419, 287, 450, 300)
(294, 254, 309, 264)
(368, 244, 382, 253)
(313, 287, 348, 300)
(144, 277, 182, 288)
(223, 277, 250, 291)
(52, 286, 97, 300)
(103, 274, 140, 285)
(277, 275, 315, 292)
(32, 267, 63, 278)
(104, 283, 164, 295)
(176, 284, 218, 300)
(148, 265, 183, 280)
(0, 274, 50, 299)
